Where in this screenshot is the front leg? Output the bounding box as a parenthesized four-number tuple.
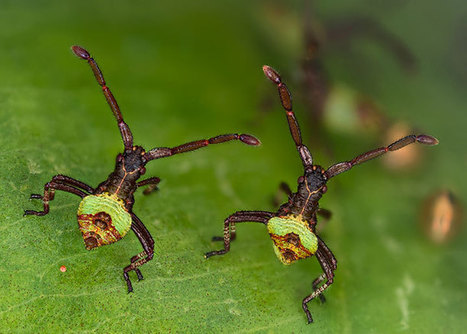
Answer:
(123, 213, 155, 292)
(136, 177, 161, 195)
(24, 175, 92, 216)
(205, 210, 273, 258)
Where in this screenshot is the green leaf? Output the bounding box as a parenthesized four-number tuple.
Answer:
(0, 1, 465, 332)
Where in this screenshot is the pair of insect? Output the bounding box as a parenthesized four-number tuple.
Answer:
(24, 46, 438, 324)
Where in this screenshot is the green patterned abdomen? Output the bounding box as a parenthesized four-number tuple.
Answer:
(267, 215, 318, 265)
(77, 192, 132, 250)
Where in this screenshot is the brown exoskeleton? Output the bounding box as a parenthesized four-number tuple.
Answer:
(206, 65, 438, 323)
(24, 46, 260, 292)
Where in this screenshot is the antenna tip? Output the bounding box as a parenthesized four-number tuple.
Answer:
(417, 135, 439, 146)
(262, 65, 281, 84)
(71, 45, 90, 60)
(240, 134, 261, 146)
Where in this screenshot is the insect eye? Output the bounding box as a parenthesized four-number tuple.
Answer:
(297, 176, 305, 184)
(116, 154, 123, 162)
(140, 167, 146, 175)
(322, 186, 327, 193)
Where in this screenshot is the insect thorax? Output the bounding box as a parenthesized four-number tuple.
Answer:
(267, 214, 318, 265)
(77, 192, 132, 250)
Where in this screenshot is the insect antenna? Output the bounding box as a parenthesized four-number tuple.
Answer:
(71, 45, 134, 151)
(262, 65, 313, 169)
(325, 134, 439, 179)
(143, 133, 260, 161)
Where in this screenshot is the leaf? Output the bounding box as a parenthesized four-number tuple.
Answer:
(0, 1, 466, 332)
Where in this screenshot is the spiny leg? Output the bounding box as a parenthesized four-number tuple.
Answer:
(124, 213, 154, 292)
(278, 182, 292, 197)
(71, 46, 133, 151)
(303, 239, 337, 323)
(317, 236, 337, 272)
(137, 177, 161, 195)
(263, 65, 313, 169)
(325, 134, 439, 179)
(311, 273, 327, 303)
(24, 178, 89, 216)
(51, 175, 94, 193)
(143, 133, 260, 161)
(210, 210, 274, 242)
(29, 175, 94, 200)
(205, 211, 274, 258)
(311, 237, 337, 304)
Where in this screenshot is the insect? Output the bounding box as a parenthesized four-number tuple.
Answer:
(205, 65, 438, 323)
(24, 45, 260, 292)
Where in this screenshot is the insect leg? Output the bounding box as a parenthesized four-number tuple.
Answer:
(29, 175, 94, 200)
(210, 210, 274, 242)
(312, 273, 327, 303)
(302, 238, 337, 323)
(205, 210, 274, 258)
(278, 182, 293, 197)
(317, 236, 337, 271)
(24, 177, 88, 216)
(325, 134, 438, 179)
(51, 175, 94, 193)
(311, 236, 337, 304)
(136, 177, 161, 195)
(124, 213, 154, 293)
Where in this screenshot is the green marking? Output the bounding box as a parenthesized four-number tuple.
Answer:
(267, 216, 318, 254)
(78, 193, 132, 237)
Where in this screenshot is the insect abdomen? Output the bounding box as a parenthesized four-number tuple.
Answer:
(267, 215, 318, 265)
(77, 192, 132, 250)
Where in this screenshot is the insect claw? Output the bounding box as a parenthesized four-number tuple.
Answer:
(23, 210, 40, 216)
(135, 269, 144, 281)
(304, 309, 313, 324)
(124, 272, 134, 293)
